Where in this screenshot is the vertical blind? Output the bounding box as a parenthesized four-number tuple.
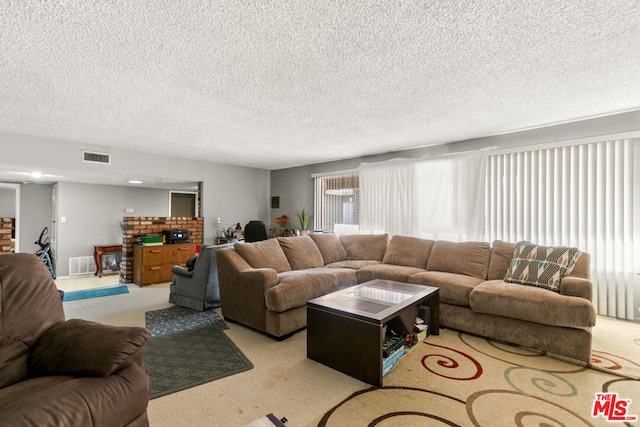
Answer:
(313, 172, 359, 233)
(486, 139, 636, 319)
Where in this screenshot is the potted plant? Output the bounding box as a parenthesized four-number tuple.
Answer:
(296, 208, 312, 235)
(275, 214, 289, 236)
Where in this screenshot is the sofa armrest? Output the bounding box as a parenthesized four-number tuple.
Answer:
(217, 248, 280, 332)
(217, 248, 279, 290)
(30, 319, 150, 377)
(241, 268, 279, 287)
(560, 276, 593, 301)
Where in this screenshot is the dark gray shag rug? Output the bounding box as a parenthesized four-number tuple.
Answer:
(144, 306, 253, 399)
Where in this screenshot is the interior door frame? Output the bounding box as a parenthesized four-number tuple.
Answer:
(169, 190, 199, 218)
(0, 183, 20, 252)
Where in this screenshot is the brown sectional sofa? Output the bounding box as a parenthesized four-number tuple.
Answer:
(216, 233, 596, 361)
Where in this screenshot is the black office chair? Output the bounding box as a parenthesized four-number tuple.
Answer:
(244, 220, 269, 242)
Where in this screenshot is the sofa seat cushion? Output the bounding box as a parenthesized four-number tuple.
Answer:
(301, 267, 358, 287)
(277, 236, 324, 270)
(235, 239, 291, 273)
(265, 271, 340, 313)
(314, 267, 358, 287)
(0, 363, 148, 426)
(408, 271, 484, 306)
(382, 236, 435, 268)
(469, 280, 596, 328)
(309, 233, 347, 264)
(340, 234, 388, 261)
(357, 264, 426, 283)
(426, 241, 490, 279)
(325, 260, 382, 269)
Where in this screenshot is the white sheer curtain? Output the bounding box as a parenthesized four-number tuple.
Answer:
(486, 139, 637, 319)
(415, 152, 487, 241)
(359, 153, 487, 240)
(359, 158, 418, 236)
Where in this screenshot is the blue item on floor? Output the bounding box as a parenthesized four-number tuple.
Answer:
(62, 285, 129, 301)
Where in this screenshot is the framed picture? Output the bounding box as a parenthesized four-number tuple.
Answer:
(271, 196, 280, 209)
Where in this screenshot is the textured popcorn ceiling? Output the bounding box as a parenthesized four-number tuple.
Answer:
(1, 1, 639, 173)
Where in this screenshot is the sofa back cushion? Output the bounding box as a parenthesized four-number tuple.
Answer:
(426, 241, 491, 279)
(309, 233, 347, 264)
(382, 235, 434, 268)
(0, 253, 65, 388)
(568, 251, 590, 280)
(234, 239, 291, 273)
(277, 236, 324, 270)
(487, 240, 517, 280)
(340, 234, 389, 261)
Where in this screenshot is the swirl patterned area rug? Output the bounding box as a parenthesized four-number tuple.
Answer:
(319, 322, 640, 427)
(144, 306, 253, 399)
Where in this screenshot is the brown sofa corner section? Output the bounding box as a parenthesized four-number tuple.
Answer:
(277, 236, 324, 270)
(427, 240, 491, 279)
(382, 235, 434, 268)
(309, 233, 347, 264)
(340, 233, 388, 261)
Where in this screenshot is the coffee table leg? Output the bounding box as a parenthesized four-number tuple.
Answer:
(422, 292, 439, 335)
(308, 306, 384, 387)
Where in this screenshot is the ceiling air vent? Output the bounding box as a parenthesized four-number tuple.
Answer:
(82, 150, 111, 164)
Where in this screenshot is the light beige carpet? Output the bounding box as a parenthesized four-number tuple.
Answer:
(55, 273, 121, 292)
(63, 286, 640, 426)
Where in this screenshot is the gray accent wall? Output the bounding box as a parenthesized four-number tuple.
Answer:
(55, 182, 171, 276)
(19, 183, 53, 256)
(0, 188, 16, 217)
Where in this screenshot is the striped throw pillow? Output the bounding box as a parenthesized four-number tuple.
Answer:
(504, 241, 581, 292)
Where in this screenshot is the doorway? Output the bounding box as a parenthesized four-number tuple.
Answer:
(0, 183, 20, 252)
(170, 191, 198, 217)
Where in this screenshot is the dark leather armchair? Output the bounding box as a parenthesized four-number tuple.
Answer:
(0, 253, 150, 426)
(169, 243, 234, 311)
(244, 220, 269, 243)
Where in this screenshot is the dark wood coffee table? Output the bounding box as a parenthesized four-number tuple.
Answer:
(307, 279, 439, 387)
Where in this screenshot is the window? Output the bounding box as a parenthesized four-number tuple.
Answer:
(486, 139, 637, 319)
(313, 172, 359, 234)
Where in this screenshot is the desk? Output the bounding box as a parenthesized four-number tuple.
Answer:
(94, 244, 123, 277)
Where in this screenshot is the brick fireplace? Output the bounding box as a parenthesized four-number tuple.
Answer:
(0, 217, 13, 254)
(120, 217, 204, 283)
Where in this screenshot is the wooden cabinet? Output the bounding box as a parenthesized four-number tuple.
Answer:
(132, 243, 196, 286)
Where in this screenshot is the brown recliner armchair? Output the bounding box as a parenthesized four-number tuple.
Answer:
(0, 253, 151, 426)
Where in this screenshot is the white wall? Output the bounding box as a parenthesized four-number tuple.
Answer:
(2, 133, 271, 277)
(0, 188, 16, 217)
